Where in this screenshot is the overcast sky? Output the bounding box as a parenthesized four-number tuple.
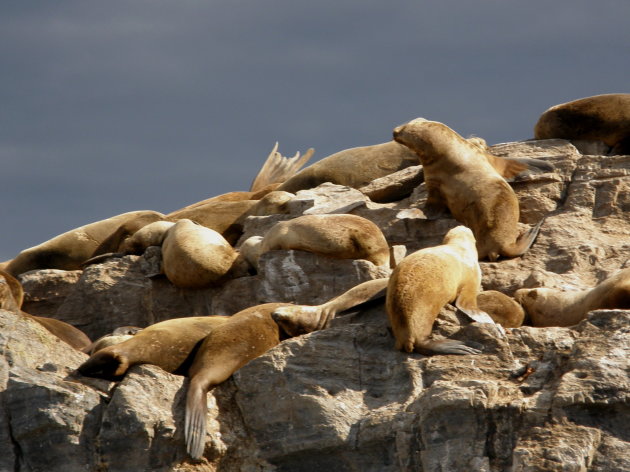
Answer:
(1, 1, 629, 261)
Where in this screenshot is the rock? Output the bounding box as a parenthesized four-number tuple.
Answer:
(18, 269, 82, 316)
(1, 139, 629, 471)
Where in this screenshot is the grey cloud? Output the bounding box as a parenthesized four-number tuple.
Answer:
(1, 1, 629, 259)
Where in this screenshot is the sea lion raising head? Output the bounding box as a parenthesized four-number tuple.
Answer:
(393, 118, 543, 261)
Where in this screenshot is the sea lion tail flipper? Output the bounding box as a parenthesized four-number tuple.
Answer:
(250, 142, 314, 192)
(504, 217, 546, 258)
(185, 379, 208, 460)
(513, 157, 554, 173)
(418, 338, 483, 355)
(81, 252, 125, 268)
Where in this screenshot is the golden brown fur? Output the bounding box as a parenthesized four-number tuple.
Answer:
(240, 214, 390, 269)
(534, 94, 630, 155)
(386, 226, 490, 355)
(271, 278, 390, 335)
(2, 210, 164, 276)
(78, 316, 230, 379)
(476, 290, 525, 328)
(161, 219, 239, 289)
(514, 268, 630, 327)
(185, 303, 291, 459)
(393, 118, 542, 261)
(165, 191, 293, 244)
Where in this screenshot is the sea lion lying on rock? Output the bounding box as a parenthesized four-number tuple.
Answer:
(240, 214, 391, 270)
(0, 210, 164, 276)
(514, 268, 630, 327)
(534, 93, 630, 155)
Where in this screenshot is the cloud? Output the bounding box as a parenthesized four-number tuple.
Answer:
(1, 0, 629, 259)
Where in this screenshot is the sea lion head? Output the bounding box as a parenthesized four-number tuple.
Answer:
(239, 236, 264, 269)
(442, 225, 475, 244)
(78, 348, 130, 380)
(393, 118, 463, 161)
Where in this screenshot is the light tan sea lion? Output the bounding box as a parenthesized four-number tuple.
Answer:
(271, 278, 390, 335)
(161, 219, 240, 289)
(185, 302, 291, 459)
(240, 214, 390, 270)
(77, 316, 231, 379)
(476, 290, 525, 328)
(514, 268, 630, 327)
(386, 226, 494, 355)
(0, 269, 92, 350)
(2, 210, 164, 276)
(250, 142, 314, 191)
(534, 93, 630, 155)
(86, 326, 143, 354)
(393, 118, 543, 261)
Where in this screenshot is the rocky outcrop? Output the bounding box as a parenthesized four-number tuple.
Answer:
(1, 139, 629, 471)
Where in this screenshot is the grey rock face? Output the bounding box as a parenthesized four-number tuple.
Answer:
(1, 138, 629, 471)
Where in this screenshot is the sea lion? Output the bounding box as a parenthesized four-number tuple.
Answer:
(0, 270, 92, 350)
(250, 142, 314, 192)
(86, 326, 143, 354)
(165, 191, 293, 244)
(119, 221, 175, 254)
(78, 316, 230, 379)
(514, 268, 630, 327)
(2, 210, 164, 276)
(386, 226, 494, 355)
(393, 118, 543, 261)
(185, 302, 291, 459)
(240, 214, 390, 270)
(534, 94, 630, 155)
(277, 141, 419, 195)
(271, 277, 390, 335)
(476, 290, 525, 328)
(161, 219, 240, 289)
(276, 139, 552, 200)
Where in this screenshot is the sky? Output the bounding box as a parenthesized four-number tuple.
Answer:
(1, 1, 629, 261)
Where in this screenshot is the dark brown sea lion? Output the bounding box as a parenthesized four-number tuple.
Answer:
(534, 93, 630, 155)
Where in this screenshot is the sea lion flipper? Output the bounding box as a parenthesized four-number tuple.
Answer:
(185, 379, 208, 460)
(250, 143, 314, 192)
(81, 252, 125, 267)
(419, 339, 482, 355)
(503, 217, 545, 258)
